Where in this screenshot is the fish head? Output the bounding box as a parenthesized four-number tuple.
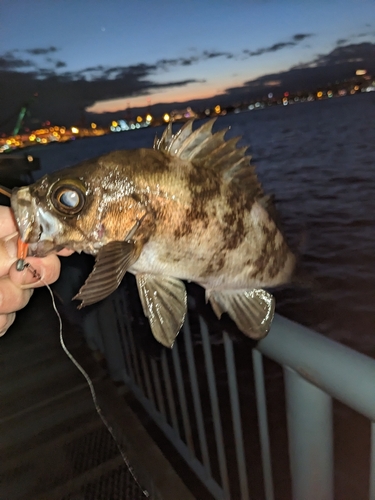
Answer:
(10, 158, 151, 257)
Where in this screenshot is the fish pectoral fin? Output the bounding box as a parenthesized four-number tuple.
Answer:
(207, 288, 275, 339)
(136, 274, 187, 348)
(73, 241, 140, 308)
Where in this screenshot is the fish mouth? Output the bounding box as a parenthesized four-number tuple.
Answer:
(11, 186, 62, 256)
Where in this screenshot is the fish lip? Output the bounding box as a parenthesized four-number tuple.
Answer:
(11, 187, 37, 242)
(11, 186, 63, 254)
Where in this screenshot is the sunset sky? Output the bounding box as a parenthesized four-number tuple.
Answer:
(1, 0, 374, 127)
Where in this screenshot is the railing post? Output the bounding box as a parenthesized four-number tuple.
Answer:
(369, 422, 375, 500)
(284, 367, 334, 500)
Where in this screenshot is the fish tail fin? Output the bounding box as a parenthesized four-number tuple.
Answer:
(206, 288, 275, 339)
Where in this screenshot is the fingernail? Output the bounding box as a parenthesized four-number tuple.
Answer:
(19, 264, 43, 289)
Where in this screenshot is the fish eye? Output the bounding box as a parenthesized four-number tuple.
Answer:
(50, 183, 86, 215)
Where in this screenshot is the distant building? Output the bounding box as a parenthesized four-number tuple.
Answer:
(170, 106, 198, 122)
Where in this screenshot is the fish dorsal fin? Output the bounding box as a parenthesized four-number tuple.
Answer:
(73, 241, 141, 308)
(136, 274, 187, 348)
(154, 119, 263, 197)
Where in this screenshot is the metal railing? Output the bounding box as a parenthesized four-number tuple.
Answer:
(83, 280, 375, 500)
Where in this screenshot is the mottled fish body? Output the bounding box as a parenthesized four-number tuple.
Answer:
(11, 120, 295, 347)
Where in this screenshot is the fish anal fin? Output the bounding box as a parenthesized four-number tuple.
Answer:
(136, 274, 187, 348)
(73, 241, 141, 308)
(207, 288, 275, 339)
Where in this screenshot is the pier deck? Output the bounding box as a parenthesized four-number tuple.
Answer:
(0, 287, 193, 500)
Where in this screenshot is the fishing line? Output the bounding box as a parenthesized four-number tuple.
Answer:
(18, 260, 149, 498)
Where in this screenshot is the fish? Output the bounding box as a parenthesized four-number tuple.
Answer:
(10, 119, 295, 347)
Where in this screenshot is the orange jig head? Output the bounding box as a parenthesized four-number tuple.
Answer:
(17, 238, 29, 260)
(16, 238, 29, 271)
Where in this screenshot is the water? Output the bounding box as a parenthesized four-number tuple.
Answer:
(27, 92, 375, 355)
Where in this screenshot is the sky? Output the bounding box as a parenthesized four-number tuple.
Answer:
(1, 0, 375, 130)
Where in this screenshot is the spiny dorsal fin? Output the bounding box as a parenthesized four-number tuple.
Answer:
(154, 119, 263, 197)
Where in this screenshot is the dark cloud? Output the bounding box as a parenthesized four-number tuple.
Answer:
(225, 42, 375, 101)
(202, 50, 233, 59)
(0, 55, 201, 130)
(0, 52, 35, 70)
(293, 34, 312, 42)
(336, 38, 349, 46)
(155, 51, 233, 70)
(356, 32, 372, 38)
(243, 33, 313, 57)
(45, 57, 67, 69)
(55, 61, 67, 69)
(336, 29, 375, 47)
(1, 41, 373, 132)
(25, 46, 58, 55)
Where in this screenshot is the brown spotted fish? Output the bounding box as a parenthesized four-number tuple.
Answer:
(10, 119, 295, 347)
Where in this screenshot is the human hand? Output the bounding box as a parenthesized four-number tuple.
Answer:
(0, 206, 72, 336)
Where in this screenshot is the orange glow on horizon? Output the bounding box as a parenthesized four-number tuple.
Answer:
(87, 84, 231, 115)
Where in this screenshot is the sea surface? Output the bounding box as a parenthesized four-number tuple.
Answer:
(28, 92, 375, 356)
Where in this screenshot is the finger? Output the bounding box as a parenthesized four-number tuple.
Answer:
(0, 312, 16, 337)
(57, 248, 75, 256)
(0, 236, 17, 277)
(0, 206, 17, 237)
(9, 254, 62, 289)
(0, 276, 33, 313)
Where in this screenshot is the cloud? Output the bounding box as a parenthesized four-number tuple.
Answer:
(155, 51, 233, 70)
(0, 52, 36, 70)
(336, 38, 349, 46)
(293, 34, 312, 42)
(25, 46, 58, 55)
(0, 53, 202, 130)
(45, 57, 67, 69)
(0, 40, 373, 132)
(54, 60, 67, 69)
(203, 50, 233, 59)
(0, 44, 236, 130)
(243, 33, 313, 57)
(224, 42, 375, 101)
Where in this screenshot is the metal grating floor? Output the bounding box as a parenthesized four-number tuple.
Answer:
(61, 464, 146, 500)
(0, 288, 147, 500)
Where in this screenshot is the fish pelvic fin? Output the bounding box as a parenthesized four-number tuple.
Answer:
(206, 288, 275, 339)
(136, 274, 187, 348)
(73, 241, 141, 308)
(154, 119, 263, 198)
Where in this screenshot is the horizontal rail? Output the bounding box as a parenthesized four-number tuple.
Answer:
(257, 314, 375, 421)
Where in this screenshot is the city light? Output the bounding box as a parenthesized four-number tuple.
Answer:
(1, 69, 373, 155)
